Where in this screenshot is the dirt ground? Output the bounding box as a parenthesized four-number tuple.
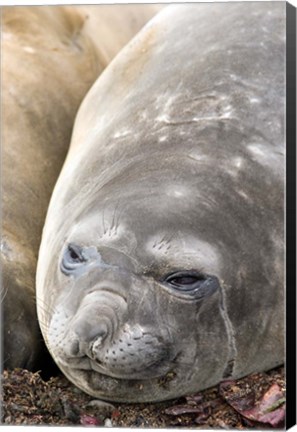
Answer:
(1, 365, 285, 428)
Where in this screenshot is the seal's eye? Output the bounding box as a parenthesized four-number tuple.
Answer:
(164, 271, 206, 291)
(167, 273, 204, 287)
(162, 270, 219, 299)
(68, 244, 83, 262)
(61, 243, 86, 275)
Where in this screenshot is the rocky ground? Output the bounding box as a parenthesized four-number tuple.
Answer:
(1, 366, 285, 428)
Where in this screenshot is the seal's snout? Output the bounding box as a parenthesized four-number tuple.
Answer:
(60, 285, 125, 361)
(59, 283, 174, 379)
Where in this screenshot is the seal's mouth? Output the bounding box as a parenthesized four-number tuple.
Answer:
(60, 360, 178, 403)
(60, 351, 178, 381)
(90, 357, 173, 380)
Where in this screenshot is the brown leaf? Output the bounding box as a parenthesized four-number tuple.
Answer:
(223, 390, 256, 412)
(240, 384, 285, 427)
(195, 411, 211, 424)
(224, 383, 285, 428)
(185, 394, 203, 404)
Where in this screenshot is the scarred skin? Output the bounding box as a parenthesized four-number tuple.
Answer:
(1, 4, 161, 370)
(37, 2, 285, 402)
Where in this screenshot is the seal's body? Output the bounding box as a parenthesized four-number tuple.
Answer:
(37, 3, 285, 402)
(1, 5, 160, 370)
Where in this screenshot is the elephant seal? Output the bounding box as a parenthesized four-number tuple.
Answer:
(37, 2, 285, 402)
(1, 4, 161, 371)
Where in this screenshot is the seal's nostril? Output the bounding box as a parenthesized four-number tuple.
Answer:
(86, 323, 109, 359)
(90, 336, 105, 358)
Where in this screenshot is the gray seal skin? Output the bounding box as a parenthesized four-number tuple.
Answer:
(1, 5, 161, 370)
(37, 2, 285, 402)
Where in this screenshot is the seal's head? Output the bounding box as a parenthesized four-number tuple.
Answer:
(40, 171, 232, 402)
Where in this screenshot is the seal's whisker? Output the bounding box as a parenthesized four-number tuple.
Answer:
(1, 285, 9, 302)
(102, 207, 107, 235)
(35, 297, 57, 317)
(110, 199, 121, 232)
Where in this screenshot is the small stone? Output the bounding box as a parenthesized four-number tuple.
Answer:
(104, 418, 113, 427)
(86, 399, 115, 416)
